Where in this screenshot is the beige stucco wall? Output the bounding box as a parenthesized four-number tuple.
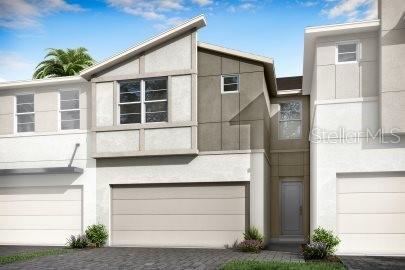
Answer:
(0, 83, 90, 135)
(380, 0, 405, 133)
(92, 31, 197, 157)
(96, 151, 271, 246)
(197, 49, 271, 156)
(314, 32, 379, 101)
(269, 95, 310, 240)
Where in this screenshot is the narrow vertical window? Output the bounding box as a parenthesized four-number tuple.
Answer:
(278, 101, 302, 140)
(119, 80, 141, 124)
(60, 90, 80, 130)
(144, 78, 168, 123)
(16, 93, 35, 133)
(337, 42, 357, 63)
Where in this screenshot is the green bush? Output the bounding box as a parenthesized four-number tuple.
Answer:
(238, 240, 263, 253)
(66, 234, 88, 249)
(85, 224, 108, 248)
(302, 242, 327, 260)
(243, 227, 264, 242)
(311, 227, 340, 255)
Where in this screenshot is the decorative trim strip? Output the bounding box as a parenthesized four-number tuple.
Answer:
(91, 69, 197, 83)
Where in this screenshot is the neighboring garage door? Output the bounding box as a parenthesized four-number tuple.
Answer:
(111, 183, 248, 248)
(337, 174, 405, 255)
(0, 186, 82, 245)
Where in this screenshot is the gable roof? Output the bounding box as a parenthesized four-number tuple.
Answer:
(197, 42, 277, 96)
(80, 15, 207, 80)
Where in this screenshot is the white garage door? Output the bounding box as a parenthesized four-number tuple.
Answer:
(111, 183, 247, 248)
(0, 186, 82, 245)
(337, 174, 405, 255)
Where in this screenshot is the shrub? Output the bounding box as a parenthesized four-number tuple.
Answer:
(243, 227, 264, 242)
(67, 234, 88, 249)
(85, 224, 108, 248)
(302, 242, 328, 260)
(238, 240, 263, 253)
(311, 227, 340, 255)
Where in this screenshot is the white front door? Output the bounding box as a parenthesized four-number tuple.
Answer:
(281, 181, 303, 235)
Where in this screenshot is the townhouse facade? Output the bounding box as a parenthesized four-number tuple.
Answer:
(0, 0, 403, 256)
(304, 0, 405, 255)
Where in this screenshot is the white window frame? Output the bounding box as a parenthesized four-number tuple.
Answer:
(59, 89, 80, 131)
(15, 92, 35, 134)
(278, 100, 302, 140)
(118, 77, 168, 125)
(221, 74, 239, 94)
(336, 40, 359, 64)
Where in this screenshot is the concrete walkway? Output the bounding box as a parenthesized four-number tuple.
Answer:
(0, 246, 303, 270)
(340, 256, 405, 270)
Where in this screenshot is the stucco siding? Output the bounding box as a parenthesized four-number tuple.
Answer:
(144, 33, 192, 73)
(96, 130, 140, 153)
(314, 33, 379, 101)
(171, 75, 192, 122)
(144, 127, 192, 151)
(197, 49, 270, 153)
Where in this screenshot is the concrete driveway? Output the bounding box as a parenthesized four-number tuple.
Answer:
(340, 256, 405, 270)
(0, 246, 303, 270)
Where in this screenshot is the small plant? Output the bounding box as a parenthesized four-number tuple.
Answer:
(85, 224, 108, 248)
(243, 227, 264, 242)
(66, 234, 88, 249)
(238, 227, 264, 253)
(311, 227, 340, 255)
(302, 242, 328, 260)
(238, 239, 264, 253)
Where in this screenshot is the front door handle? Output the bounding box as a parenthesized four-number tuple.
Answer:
(299, 206, 303, 215)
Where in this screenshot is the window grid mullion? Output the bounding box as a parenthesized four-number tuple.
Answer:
(141, 80, 145, 124)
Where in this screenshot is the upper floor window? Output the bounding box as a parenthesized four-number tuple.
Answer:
(221, 75, 239, 93)
(60, 90, 80, 130)
(119, 77, 168, 124)
(337, 42, 358, 63)
(278, 100, 302, 140)
(16, 93, 35, 133)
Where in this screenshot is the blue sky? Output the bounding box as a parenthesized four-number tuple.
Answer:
(0, 0, 377, 82)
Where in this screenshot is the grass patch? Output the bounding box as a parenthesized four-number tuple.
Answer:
(220, 260, 346, 270)
(0, 248, 71, 265)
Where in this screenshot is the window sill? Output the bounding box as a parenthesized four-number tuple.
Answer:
(93, 148, 198, 158)
(92, 121, 197, 132)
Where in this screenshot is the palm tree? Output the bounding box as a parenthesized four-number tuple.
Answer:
(33, 47, 94, 79)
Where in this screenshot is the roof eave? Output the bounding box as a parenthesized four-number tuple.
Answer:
(0, 76, 86, 90)
(197, 42, 277, 95)
(80, 15, 207, 80)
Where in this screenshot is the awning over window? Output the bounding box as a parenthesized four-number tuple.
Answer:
(0, 167, 83, 176)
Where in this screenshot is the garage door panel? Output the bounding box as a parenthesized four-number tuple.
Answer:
(112, 230, 244, 248)
(111, 183, 247, 248)
(337, 175, 405, 255)
(337, 193, 405, 213)
(112, 198, 245, 215)
(112, 214, 245, 231)
(0, 216, 82, 230)
(0, 186, 82, 201)
(0, 186, 82, 245)
(0, 230, 82, 245)
(338, 234, 405, 255)
(112, 185, 246, 200)
(338, 213, 405, 234)
(0, 200, 81, 216)
(337, 177, 405, 193)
